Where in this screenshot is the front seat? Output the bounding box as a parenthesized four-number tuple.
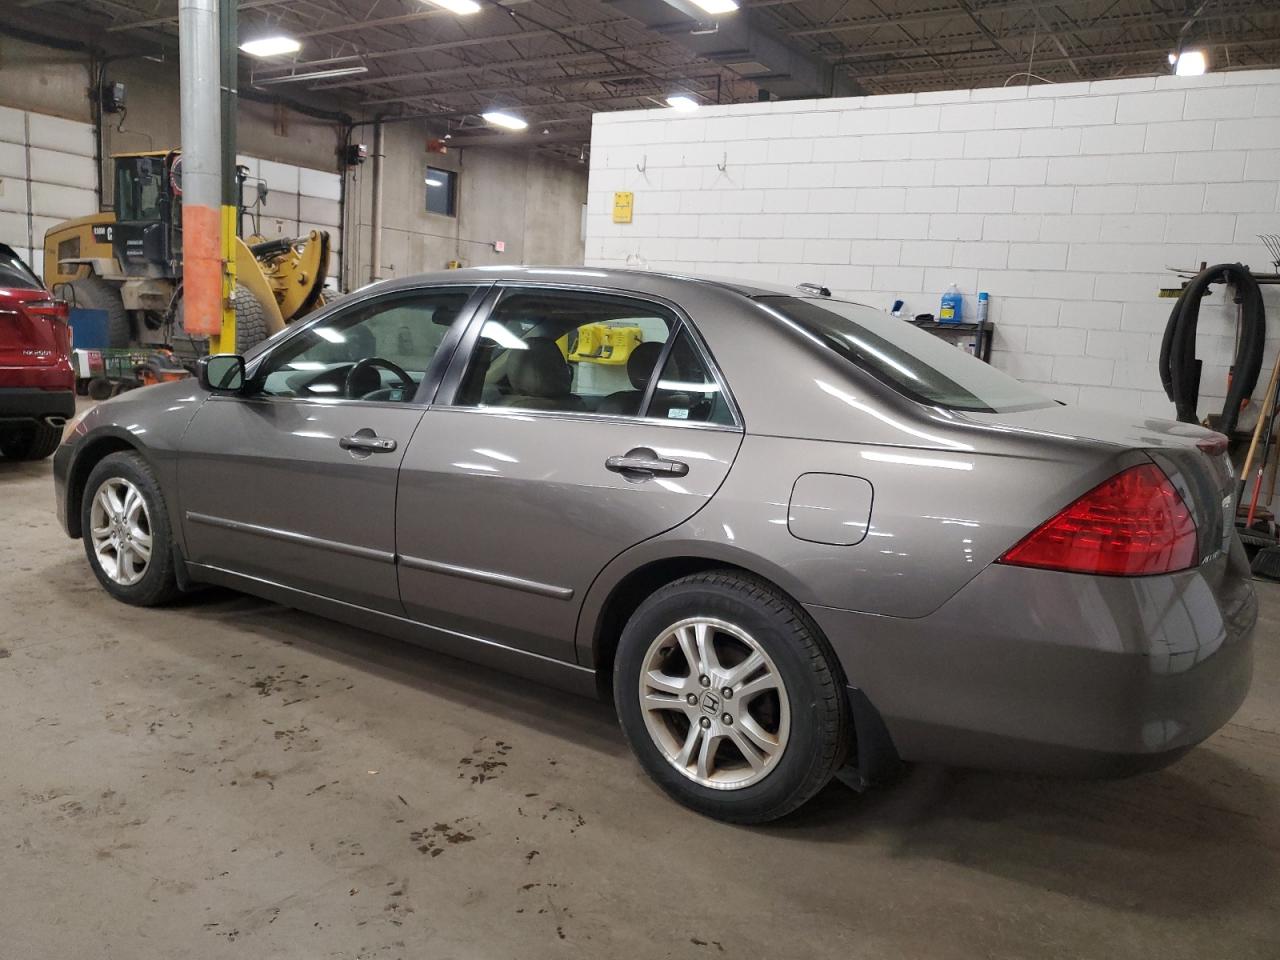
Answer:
(596, 340, 665, 416)
(495, 337, 586, 411)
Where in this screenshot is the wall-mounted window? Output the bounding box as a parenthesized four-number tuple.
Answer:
(425, 166, 457, 217)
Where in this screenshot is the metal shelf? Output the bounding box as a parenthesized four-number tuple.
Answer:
(908, 319, 994, 363)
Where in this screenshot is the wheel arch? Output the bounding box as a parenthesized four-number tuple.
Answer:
(65, 431, 149, 538)
(578, 541, 819, 685)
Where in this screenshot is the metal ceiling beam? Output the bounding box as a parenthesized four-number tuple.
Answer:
(855, 35, 1280, 83)
(309, 21, 628, 63)
(105, 0, 288, 32)
(800, 3, 1271, 42)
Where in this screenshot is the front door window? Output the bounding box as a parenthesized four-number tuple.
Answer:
(254, 288, 475, 402)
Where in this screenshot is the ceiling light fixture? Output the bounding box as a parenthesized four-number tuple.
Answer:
(1173, 49, 1208, 76)
(425, 177, 444, 186)
(254, 65, 369, 85)
(482, 111, 528, 131)
(689, 0, 739, 15)
(240, 35, 302, 58)
(666, 94, 699, 111)
(423, 0, 482, 14)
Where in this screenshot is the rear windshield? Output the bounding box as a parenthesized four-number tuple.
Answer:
(757, 296, 1052, 414)
(0, 245, 43, 290)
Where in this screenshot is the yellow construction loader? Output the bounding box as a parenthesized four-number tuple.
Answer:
(43, 150, 331, 355)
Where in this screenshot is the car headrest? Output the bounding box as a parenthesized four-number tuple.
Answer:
(627, 340, 665, 390)
(432, 304, 460, 326)
(507, 337, 572, 398)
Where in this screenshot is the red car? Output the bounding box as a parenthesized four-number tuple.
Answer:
(0, 244, 73, 461)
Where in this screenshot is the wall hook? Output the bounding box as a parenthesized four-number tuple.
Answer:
(636, 155, 647, 174)
(716, 152, 727, 172)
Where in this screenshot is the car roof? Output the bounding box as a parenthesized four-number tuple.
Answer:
(358, 266, 808, 301)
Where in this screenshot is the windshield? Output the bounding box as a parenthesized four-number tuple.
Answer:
(758, 296, 1052, 414)
(116, 157, 166, 222)
(0, 245, 43, 290)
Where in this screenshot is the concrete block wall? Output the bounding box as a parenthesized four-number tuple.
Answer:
(585, 70, 1280, 423)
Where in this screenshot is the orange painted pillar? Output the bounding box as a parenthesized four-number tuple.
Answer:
(178, 0, 224, 339)
(183, 203, 222, 336)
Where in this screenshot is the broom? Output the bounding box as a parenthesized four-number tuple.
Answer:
(1249, 358, 1280, 580)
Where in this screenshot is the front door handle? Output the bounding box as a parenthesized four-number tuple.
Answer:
(340, 433, 397, 453)
(605, 447, 690, 479)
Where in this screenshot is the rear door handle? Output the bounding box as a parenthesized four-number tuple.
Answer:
(605, 447, 689, 479)
(340, 433, 397, 453)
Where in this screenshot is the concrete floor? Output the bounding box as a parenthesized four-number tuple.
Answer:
(2, 452, 1278, 960)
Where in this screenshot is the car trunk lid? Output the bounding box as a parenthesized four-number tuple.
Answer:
(959, 404, 1237, 565)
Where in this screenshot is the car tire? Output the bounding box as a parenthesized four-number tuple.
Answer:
(0, 422, 62, 461)
(613, 570, 850, 824)
(80, 451, 180, 606)
(67, 275, 131, 348)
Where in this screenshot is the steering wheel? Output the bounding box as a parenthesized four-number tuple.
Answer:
(344, 357, 414, 400)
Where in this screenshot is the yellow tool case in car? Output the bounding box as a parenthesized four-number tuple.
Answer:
(561, 323, 643, 365)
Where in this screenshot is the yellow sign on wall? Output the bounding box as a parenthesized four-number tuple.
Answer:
(612, 191, 634, 224)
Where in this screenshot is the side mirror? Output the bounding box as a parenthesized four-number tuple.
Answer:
(197, 354, 246, 393)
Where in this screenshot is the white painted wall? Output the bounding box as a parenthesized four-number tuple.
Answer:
(585, 70, 1280, 427)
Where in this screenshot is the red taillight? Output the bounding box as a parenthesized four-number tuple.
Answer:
(22, 298, 69, 322)
(998, 463, 1197, 576)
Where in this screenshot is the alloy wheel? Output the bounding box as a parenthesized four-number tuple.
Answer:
(89, 477, 153, 586)
(638, 617, 791, 790)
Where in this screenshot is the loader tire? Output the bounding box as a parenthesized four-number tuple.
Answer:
(67, 275, 131, 348)
(234, 283, 269, 355)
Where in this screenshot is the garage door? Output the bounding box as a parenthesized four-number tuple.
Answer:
(0, 106, 96, 280)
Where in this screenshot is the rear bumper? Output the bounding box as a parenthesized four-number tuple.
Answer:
(0, 386, 75, 424)
(808, 545, 1257, 778)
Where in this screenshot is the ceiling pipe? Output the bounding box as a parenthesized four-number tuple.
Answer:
(369, 118, 385, 284)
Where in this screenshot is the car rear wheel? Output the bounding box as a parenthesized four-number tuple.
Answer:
(614, 570, 850, 824)
(80, 451, 180, 606)
(0, 423, 62, 461)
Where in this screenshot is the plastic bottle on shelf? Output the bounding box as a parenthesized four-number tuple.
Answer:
(939, 282, 963, 324)
(976, 291, 989, 325)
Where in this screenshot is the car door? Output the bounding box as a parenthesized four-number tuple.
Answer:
(395, 285, 744, 662)
(178, 284, 485, 613)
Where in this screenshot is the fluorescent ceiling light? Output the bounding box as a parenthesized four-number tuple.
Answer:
(1174, 49, 1207, 76)
(666, 95, 699, 111)
(690, 0, 739, 14)
(240, 36, 302, 58)
(425, 177, 444, 186)
(423, 0, 482, 13)
(482, 111, 528, 131)
(255, 65, 369, 85)
(314, 327, 345, 344)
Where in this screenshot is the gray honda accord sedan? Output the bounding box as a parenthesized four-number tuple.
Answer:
(53, 267, 1256, 823)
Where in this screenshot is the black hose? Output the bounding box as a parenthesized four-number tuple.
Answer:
(1158, 263, 1266, 437)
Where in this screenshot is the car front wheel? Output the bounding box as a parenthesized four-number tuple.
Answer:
(80, 451, 180, 606)
(614, 570, 850, 824)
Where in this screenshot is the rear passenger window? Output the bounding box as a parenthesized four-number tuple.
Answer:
(454, 290, 675, 415)
(649, 329, 734, 425)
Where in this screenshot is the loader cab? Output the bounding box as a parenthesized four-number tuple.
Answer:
(111, 152, 180, 280)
